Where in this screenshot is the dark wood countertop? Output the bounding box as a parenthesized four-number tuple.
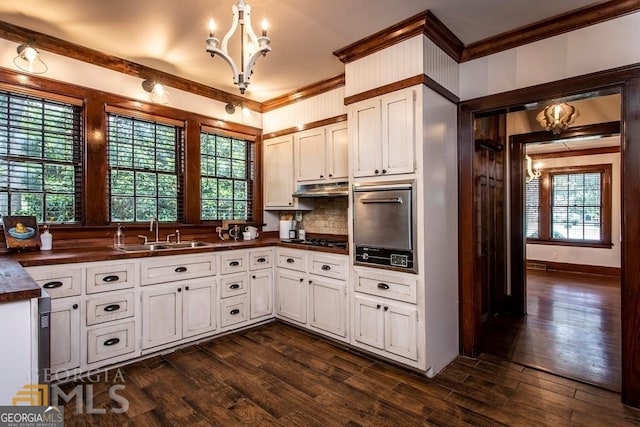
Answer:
(0, 257, 41, 303)
(10, 237, 349, 267)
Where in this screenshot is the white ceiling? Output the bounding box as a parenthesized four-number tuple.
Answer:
(0, 0, 608, 101)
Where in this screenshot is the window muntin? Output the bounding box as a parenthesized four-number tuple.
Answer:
(200, 131, 254, 221)
(0, 90, 82, 222)
(107, 113, 183, 222)
(551, 172, 602, 240)
(525, 164, 612, 246)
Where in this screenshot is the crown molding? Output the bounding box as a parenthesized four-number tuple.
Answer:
(461, 0, 640, 62)
(0, 20, 261, 112)
(261, 74, 345, 112)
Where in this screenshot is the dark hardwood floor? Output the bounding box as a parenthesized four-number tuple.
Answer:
(56, 321, 640, 426)
(481, 269, 621, 392)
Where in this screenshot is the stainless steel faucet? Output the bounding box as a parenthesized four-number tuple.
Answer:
(150, 218, 159, 243)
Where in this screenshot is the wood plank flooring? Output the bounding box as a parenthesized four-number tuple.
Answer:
(481, 269, 621, 392)
(56, 321, 640, 426)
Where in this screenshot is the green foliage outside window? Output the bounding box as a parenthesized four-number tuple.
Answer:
(200, 132, 253, 221)
(0, 91, 81, 223)
(108, 114, 182, 222)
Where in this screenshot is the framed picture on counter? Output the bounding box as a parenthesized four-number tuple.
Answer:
(2, 215, 40, 251)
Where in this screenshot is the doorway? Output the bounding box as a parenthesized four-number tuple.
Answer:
(457, 66, 640, 407)
(480, 104, 622, 391)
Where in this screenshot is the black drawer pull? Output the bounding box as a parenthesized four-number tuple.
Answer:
(377, 283, 390, 290)
(229, 283, 241, 289)
(321, 265, 331, 271)
(230, 308, 240, 315)
(103, 338, 120, 347)
(286, 258, 295, 263)
(257, 257, 266, 263)
(229, 261, 240, 267)
(102, 275, 120, 282)
(104, 304, 120, 312)
(43, 281, 63, 289)
(175, 266, 187, 273)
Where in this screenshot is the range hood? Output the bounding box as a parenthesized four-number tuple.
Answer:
(292, 182, 349, 198)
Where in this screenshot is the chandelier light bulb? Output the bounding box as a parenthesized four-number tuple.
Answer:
(208, 19, 216, 37)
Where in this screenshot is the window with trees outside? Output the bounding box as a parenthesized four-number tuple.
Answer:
(200, 129, 254, 221)
(525, 164, 612, 247)
(0, 89, 82, 223)
(107, 112, 184, 222)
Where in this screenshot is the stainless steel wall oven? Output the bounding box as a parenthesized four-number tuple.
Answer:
(353, 182, 416, 272)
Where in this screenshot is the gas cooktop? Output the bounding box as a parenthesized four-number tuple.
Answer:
(281, 238, 347, 249)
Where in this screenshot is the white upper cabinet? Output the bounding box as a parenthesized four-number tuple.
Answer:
(264, 134, 313, 210)
(294, 122, 348, 184)
(350, 88, 415, 178)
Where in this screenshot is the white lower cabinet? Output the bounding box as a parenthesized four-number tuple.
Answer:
(353, 294, 418, 361)
(50, 298, 81, 372)
(250, 269, 273, 319)
(141, 277, 216, 349)
(276, 269, 307, 324)
(309, 275, 346, 338)
(275, 248, 349, 341)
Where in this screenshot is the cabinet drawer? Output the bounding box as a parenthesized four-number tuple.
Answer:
(86, 263, 135, 294)
(220, 252, 249, 275)
(277, 249, 306, 272)
(27, 265, 82, 298)
(309, 254, 347, 280)
(140, 254, 216, 285)
(354, 267, 417, 304)
(220, 273, 248, 298)
(86, 292, 135, 326)
(87, 321, 136, 364)
(220, 295, 249, 327)
(250, 250, 273, 270)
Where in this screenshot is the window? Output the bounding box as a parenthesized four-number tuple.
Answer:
(525, 164, 612, 246)
(0, 90, 82, 222)
(200, 129, 254, 221)
(107, 112, 183, 222)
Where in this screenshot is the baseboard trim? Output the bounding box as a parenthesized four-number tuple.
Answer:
(527, 259, 621, 277)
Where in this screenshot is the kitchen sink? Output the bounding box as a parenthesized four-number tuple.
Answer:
(117, 241, 215, 252)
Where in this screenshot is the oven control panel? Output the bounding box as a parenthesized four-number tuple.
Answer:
(355, 246, 414, 271)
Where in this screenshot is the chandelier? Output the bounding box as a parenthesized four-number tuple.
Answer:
(206, 0, 271, 94)
(535, 102, 579, 135)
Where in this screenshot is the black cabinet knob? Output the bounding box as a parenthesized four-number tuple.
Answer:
(374, 169, 380, 174)
(384, 306, 389, 311)
(177, 288, 182, 292)
(382, 169, 387, 174)
(185, 286, 189, 291)
(72, 304, 79, 310)
(376, 304, 381, 309)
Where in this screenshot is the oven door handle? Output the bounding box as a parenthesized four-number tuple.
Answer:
(360, 197, 403, 204)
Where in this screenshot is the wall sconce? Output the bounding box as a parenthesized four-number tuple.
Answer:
(536, 102, 579, 134)
(224, 102, 250, 117)
(526, 154, 541, 183)
(142, 79, 170, 104)
(13, 43, 48, 74)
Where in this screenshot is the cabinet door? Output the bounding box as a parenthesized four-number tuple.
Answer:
(308, 276, 346, 337)
(250, 270, 273, 319)
(384, 303, 418, 361)
(142, 284, 182, 349)
(264, 135, 295, 208)
(326, 123, 348, 181)
(350, 98, 381, 178)
(353, 295, 384, 350)
(182, 279, 216, 338)
(381, 89, 415, 176)
(276, 269, 307, 324)
(50, 298, 81, 371)
(295, 128, 326, 182)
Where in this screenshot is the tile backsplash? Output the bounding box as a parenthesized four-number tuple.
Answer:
(280, 198, 348, 236)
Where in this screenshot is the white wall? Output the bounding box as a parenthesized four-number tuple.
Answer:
(459, 11, 640, 101)
(0, 39, 262, 129)
(526, 151, 621, 268)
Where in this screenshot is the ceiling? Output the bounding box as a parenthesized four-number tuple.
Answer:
(0, 0, 609, 102)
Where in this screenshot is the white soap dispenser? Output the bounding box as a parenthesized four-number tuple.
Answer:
(40, 224, 52, 251)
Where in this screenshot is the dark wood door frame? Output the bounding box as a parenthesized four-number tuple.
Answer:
(458, 64, 640, 407)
